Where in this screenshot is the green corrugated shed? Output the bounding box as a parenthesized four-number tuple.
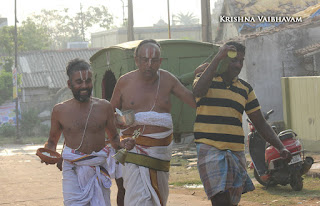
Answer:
(90, 39, 219, 141)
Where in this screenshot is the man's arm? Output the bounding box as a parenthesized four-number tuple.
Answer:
(110, 77, 129, 129)
(169, 72, 196, 108)
(248, 110, 292, 161)
(105, 102, 121, 150)
(110, 77, 123, 111)
(44, 105, 63, 151)
(193, 45, 235, 97)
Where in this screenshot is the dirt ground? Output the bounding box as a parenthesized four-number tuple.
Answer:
(1, 144, 320, 206)
(0, 144, 211, 206)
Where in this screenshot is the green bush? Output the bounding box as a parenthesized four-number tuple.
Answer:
(38, 124, 50, 136)
(0, 70, 13, 105)
(0, 123, 16, 137)
(20, 109, 41, 136)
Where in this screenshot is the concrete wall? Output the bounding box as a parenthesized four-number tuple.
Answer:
(91, 25, 202, 48)
(20, 87, 59, 113)
(243, 24, 320, 125)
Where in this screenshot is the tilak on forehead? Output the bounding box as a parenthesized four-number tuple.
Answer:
(144, 47, 157, 65)
(79, 70, 89, 81)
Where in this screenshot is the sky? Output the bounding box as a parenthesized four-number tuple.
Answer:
(0, 0, 217, 31)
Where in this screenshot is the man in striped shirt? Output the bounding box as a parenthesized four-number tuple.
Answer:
(193, 42, 292, 206)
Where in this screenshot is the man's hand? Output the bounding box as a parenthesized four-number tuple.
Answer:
(216, 44, 237, 61)
(279, 148, 292, 163)
(114, 112, 129, 129)
(120, 137, 136, 151)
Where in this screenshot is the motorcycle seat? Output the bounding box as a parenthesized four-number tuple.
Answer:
(277, 130, 296, 141)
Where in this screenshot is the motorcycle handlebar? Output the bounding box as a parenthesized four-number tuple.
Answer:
(265, 109, 274, 120)
(267, 109, 274, 115)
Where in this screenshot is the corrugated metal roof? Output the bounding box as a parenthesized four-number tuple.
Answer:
(20, 70, 67, 88)
(18, 48, 101, 88)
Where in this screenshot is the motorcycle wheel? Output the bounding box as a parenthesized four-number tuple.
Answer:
(290, 173, 303, 191)
(253, 169, 276, 187)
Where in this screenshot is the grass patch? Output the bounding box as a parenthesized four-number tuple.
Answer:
(169, 179, 203, 187)
(169, 155, 202, 186)
(247, 168, 255, 179)
(241, 175, 320, 205)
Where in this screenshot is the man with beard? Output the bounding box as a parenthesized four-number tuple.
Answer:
(110, 39, 196, 206)
(193, 42, 292, 206)
(43, 58, 135, 206)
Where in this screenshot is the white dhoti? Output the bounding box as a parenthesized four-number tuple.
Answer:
(121, 111, 174, 206)
(122, 131, 173, 206)
(62, 145, 117, 206)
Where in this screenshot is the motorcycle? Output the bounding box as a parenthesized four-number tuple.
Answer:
(247, 109, 314, 191)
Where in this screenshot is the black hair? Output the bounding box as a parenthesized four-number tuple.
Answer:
(226, 41, 245, 53)
(134, 39, 161, 57)
(66, 58, 91, 79)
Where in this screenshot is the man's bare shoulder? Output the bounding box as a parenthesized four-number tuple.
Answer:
(52, 99, 72, 112)
(92, 97, 110, 105)
(92, 97, 113, 109)
(160, 69, 178, 82)
(115, 70, 138, 90)
(119, 70, 138, 81)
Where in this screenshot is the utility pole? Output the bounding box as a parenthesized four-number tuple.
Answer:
(120, 0, 125, 26)
(14, 0, 20, 142)
(201, 0, 212, 42)
(127, 0, 134, 41)
(80, 3, 85, 41)
(167, 0, 171, 39)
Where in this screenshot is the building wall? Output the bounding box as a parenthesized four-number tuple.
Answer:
(91, 25, 202, 48)
(243, 24, 320, 124)
(20, 87, 58, 113)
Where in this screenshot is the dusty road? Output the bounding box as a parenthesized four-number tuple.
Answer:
(0, 144, 210, 206)
(1, 144, 320, 206)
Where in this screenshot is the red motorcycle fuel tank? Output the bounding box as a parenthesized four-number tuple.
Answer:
(265, 138, 302, 164)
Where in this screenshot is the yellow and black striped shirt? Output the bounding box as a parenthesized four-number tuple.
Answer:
(193, 76, 261, 151)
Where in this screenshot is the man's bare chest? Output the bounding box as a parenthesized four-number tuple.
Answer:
(121, 85, 171, 111)
(60, 110, 105, 132)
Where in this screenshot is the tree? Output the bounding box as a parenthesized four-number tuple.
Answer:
(0, 5, 114, 53)
(0, 56, 14, 72)
(0, 21, 49, 104)
(174, 12, 199, 25)
(19, 18, 51, 52)
(30, 5, 114, 49)
(0, 21, 51, 56)
(0, 26, 15, 56)
(0, 70, 13, 105)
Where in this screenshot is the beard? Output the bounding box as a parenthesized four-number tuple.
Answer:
(71, 88, 92, 102)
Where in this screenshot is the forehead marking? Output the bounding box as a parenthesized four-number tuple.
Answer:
(79, 70, 89, 81)
(152, 48, 156, 58)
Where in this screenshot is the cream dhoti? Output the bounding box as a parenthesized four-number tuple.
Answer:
(62, 145, 117, 206)
(121, 111, 173, 206)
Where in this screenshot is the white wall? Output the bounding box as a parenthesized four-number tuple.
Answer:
(243, 24, 320, 126)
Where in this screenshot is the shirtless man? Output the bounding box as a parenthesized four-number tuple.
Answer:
(110, 39, 196, 206)
(44, 58, 135, 206)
